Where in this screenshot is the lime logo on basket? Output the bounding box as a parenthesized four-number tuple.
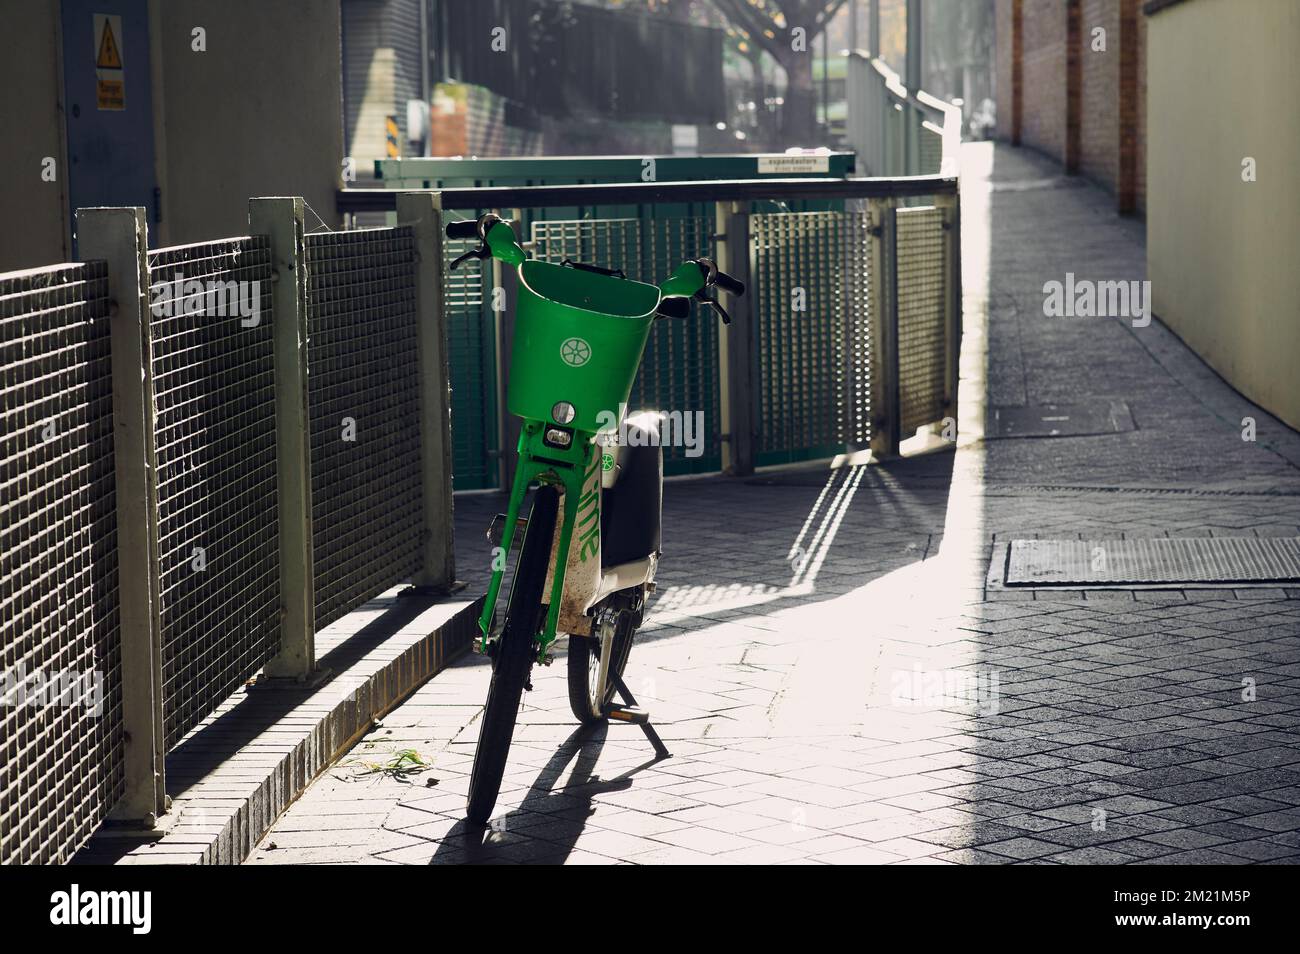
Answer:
(559, 337, 592, 367)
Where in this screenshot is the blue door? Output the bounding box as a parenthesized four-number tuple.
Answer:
(61, 0, 157, 249)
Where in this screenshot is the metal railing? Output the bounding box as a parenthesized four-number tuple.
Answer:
(339, 174, 961, 478)
(146, 238, 281, 748)
(3, 172, 957, 862)
(1, 262, 123, 864)
(846, 52, 963, 178)
(0, 199, 457, 861)
(303, 228, 424, 629)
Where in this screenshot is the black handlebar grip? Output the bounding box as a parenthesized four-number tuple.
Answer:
(445, 219, 480, 240)
(713, 271, 746, 297)
(656, 296, 691, 319)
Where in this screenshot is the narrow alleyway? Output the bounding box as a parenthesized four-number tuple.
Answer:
(252, 142, 1300, 865)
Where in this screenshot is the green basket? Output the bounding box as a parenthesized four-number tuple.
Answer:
(509, 261, 659, 433)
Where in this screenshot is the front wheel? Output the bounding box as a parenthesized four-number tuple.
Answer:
(466, 485, 559, 826)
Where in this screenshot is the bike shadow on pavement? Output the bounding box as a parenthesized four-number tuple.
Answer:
(428, 724, 662, 864)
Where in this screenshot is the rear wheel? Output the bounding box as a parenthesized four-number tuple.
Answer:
(466, 485, 559, 826)
(567, 587, 642, 725)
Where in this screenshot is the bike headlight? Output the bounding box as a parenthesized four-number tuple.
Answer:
(551, 401, 576, 424)
(543, 427, 573, 449)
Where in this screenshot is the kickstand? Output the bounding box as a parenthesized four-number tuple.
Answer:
(610, 672, 671, 760)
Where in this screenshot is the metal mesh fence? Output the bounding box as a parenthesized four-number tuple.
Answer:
(895, 206, 948, 434)
(442, 227, 498, 490)
(305, 228, 423, 630)
(530, 218, 722, 474)
(842, 208, 874, 449)
(919, 122, 944, 176)
(147, 239, 280, 747)
(0, 262, 123, 864)
(750, 211, 872, 466)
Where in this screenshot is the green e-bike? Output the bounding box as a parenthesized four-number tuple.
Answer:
(446, 212, 744, 826)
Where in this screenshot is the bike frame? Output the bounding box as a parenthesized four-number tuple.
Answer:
(473, 220, 706, 660)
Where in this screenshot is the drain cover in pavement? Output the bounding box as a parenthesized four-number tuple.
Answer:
(1004, 537, 1300, 586)
(992, 402, 1134, 438)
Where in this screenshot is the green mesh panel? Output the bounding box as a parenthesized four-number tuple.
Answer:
(442, 228, 499, 490)
(751, 211, 872, 466)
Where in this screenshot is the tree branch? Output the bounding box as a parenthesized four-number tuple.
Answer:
(713, 0, 786, 62)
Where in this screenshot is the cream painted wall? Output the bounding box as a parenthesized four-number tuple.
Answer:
(153, 0, 344, 244)
(1147, 0, 1300, 429)
(0, 0, 69, 269)
(0, 1, 344, 272)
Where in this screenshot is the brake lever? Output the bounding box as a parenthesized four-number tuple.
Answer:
(450, 245, 489, 270)
(694, 290, 731, 325)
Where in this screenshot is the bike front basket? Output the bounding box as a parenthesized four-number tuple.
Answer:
(509, 260, 659, 433)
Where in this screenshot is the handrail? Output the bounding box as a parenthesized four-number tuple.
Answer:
(337, 174, 958, 214)
(846, 51, 963, 178)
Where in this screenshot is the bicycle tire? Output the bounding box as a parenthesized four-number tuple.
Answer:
(566, 589, 639, 725)
(466, 485, 559, 826)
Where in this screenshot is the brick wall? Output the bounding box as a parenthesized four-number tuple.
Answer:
(1021, 0, 1070, 162)
(1079, 0, 1120, 187)
(1133, 5, 1146, 211)
(994, 0, 1147, 214)
(995, 0, 1017, 140)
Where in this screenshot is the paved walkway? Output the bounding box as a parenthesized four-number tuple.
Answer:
(251, 143, 1300, 865)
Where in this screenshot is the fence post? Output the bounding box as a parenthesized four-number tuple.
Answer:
(494, 235, 522, 492)
(78, 207, 166, 824)
(250, 197, 316, 679)
(716, 201, 755, 477)
(934, 190, 963, 431)
(868, 198, 901, 458)
(397, 192, 457, 591)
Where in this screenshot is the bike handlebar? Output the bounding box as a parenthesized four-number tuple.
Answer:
(691, 258, 745, 298)
(445, 219, 481, 240)
(445, 214, 744, 320)
(711, 270, 745, 297)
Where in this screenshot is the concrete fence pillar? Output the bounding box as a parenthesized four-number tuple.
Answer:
(250, 198, 316, 679)
(397, 192, 457, 592)
(77, 207, 167, 825)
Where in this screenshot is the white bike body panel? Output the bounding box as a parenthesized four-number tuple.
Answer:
(550, 412, 662, 637)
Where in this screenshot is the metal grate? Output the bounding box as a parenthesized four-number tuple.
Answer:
(442, 225, 499, 490)
(751, 211, 871, 465)
(919, 121, 944, 176)
(305, 228, 423, 629)
(1006, 537, 1300, 586)
(895, 206, 947, 434)
(843, 206, 873, 449)
(147, 239, 280, 746)
(531, 217, 722, 475)
(0, 262, 124, 864)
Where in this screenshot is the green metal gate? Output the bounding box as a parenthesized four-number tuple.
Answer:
(378, 154, 853, 489)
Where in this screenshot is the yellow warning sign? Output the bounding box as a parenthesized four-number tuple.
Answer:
(385, 116, 400, 158)
(94, 14, 125, 111)
(96, 17, 123, 69)
(97, 78, 125, 110)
